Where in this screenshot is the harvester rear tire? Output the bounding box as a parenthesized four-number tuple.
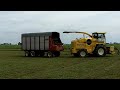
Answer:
(78, 49, 87, 57)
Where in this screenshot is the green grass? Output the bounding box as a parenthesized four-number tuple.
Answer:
(0, 44, 120, 79)
(0, 45, 20, 50)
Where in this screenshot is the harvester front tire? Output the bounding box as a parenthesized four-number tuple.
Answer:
(94, 45, 106, 57)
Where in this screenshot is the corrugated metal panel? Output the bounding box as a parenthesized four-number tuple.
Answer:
(26, 37, 30, 50)
(45, 36, 49, 50)
(21, 32, 56, 51)
(31, 37, 34, 50)
(40, 37, 44, 50)
(22, 37, 26, 50)
(40, 43, 44, 50)
(35, 37, 39, 50)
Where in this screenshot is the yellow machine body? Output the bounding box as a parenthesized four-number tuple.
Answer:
(63, 31, 116, 57)
(71, 38, 106, 54)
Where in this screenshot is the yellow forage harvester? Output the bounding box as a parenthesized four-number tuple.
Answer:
(63, 31, 118, 57)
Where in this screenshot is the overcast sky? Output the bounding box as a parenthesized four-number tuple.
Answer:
(0, 11, 119, 44)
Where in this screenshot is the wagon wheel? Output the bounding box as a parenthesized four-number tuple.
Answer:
(47, 51, 53, 58)
(30, 51, 36, 57)
(25, 51, 30, 57)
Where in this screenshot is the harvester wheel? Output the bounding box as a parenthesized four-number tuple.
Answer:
(47, 51, 53, 58)
(78, 49, 87, 57)
(94, 45, 106, 57)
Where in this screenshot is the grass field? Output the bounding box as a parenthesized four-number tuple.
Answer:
(0, 44, 120, 79)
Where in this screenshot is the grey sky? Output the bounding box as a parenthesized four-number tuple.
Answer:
(0, 11, 119, 44)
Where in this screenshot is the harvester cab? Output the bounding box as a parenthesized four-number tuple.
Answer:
(63, 31, 117, 57)
(92, 32, 106, 44)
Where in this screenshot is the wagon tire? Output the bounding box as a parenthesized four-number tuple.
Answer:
(30, 51, 36, 57)
(47, 51, 53, 58)
(25, 51, 30, 57)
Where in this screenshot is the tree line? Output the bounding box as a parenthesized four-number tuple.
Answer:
(0, 42, 22, 45)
